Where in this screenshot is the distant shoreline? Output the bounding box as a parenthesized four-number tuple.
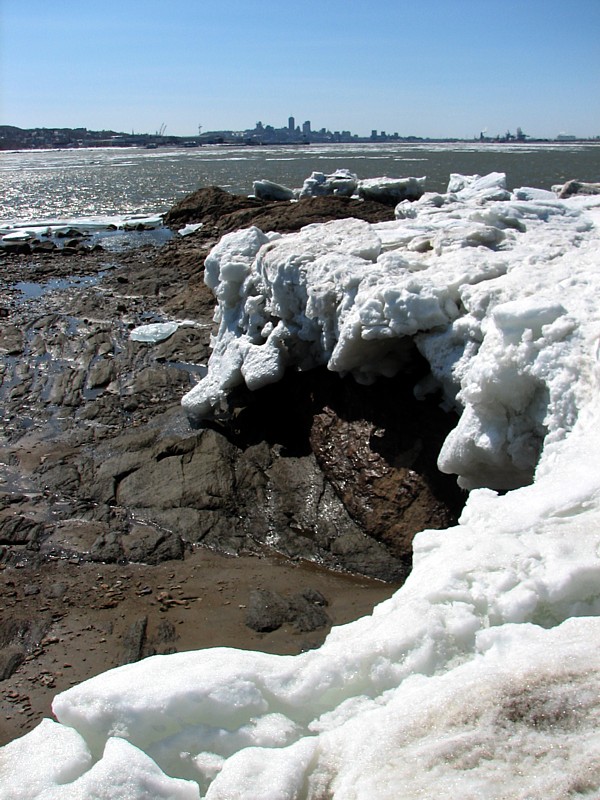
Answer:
(2, 123, 600, 152)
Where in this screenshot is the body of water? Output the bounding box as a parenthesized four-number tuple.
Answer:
(1, 141, 599, 224)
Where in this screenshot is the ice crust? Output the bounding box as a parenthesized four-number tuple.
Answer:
(3, 174, 600, 798)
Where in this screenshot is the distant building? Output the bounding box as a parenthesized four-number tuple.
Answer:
(557, 133, 577, 141)
(288, 116, 295, 132)
(302, 120, 311, 135)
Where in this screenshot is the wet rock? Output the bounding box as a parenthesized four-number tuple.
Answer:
(86, 358, 115, 390)
(32, 241, 57, 254)
(0, 326, 24, 355)
(0, 189, 463, 585)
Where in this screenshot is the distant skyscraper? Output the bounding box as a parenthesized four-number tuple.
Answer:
(288, 116, 295, 132)
(302, 120, 311, 135)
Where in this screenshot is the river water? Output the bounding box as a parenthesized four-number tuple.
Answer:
(2, 141, 599, 224)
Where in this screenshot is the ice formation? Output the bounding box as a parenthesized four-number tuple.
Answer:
(3, 174, 600, 799)
(298, 169, 358, 198)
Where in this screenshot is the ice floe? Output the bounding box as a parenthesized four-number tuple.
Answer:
(3, 173, 600, 799)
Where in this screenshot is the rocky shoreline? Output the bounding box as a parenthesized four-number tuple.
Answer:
(0, 189, 464, 745)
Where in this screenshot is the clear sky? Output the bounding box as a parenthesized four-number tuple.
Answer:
(1, 0, 599, 139)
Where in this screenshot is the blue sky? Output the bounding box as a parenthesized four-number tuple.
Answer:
(1, 0, 599, 139)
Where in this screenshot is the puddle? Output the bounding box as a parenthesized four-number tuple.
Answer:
(90, 226, 173, 252)
(15, 273, 104, 302)
(165, 361, 208, 378)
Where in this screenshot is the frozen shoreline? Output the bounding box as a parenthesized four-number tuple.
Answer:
(3, 173, 600, 798)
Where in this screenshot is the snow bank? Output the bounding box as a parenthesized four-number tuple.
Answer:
(3, 174, 600, 799)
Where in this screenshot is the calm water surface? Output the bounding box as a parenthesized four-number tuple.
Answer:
(2, 141, 599, 223)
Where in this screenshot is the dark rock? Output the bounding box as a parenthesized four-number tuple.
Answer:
(154, 619, 178, 644)
(223, 194, 396, 234)
(245, 588, 331, 633)
(0, 618, 49, 679)
(3, 242, 31, 255)
(32, 241, 57, 254)
(55, 228, 84, 238)
(245, 589, 292, 632)
(90, 531, 125, 563)
(163, 185, 266, 228)
(86, 358, 115, 390)
(0, 325, 24, 355)
(300, 588, 328, 606)
(0, 647, 25, 681)
(0, 515, 44, 546)
(162, 185, 396, 236)
(45, 582, 68, 599)
(0, 181, 464, 588)
(123, 525, 185, 565)
(288, 594, 330, 633)
(121, 616, 147, 664)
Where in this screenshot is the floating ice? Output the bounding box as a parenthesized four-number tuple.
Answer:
(298, 169, 358, 198)
(0, 214, 165, 248)
(178, 222, 204, 237)
(252, 179, 295, 201)
(1, 229, 36, 242)
(3, 174, 600, 799)
(129, 322, 180, 343)
(357, 175, 426, 203)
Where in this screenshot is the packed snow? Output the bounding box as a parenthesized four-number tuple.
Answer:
(3, 173, 600, 798)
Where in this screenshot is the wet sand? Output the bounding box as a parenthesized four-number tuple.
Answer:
(0, 546, 397, 746)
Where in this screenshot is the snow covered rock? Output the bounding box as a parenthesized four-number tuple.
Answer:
(181, 171, 595, 492)
(556, 178, 600, 198)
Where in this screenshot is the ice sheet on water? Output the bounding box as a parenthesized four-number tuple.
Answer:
(3, 174, 600, 799)
(0, 214, 165, 246)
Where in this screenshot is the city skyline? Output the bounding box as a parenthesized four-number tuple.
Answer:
(2, 1, 599, 140)
(3, 117, 595, 153)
